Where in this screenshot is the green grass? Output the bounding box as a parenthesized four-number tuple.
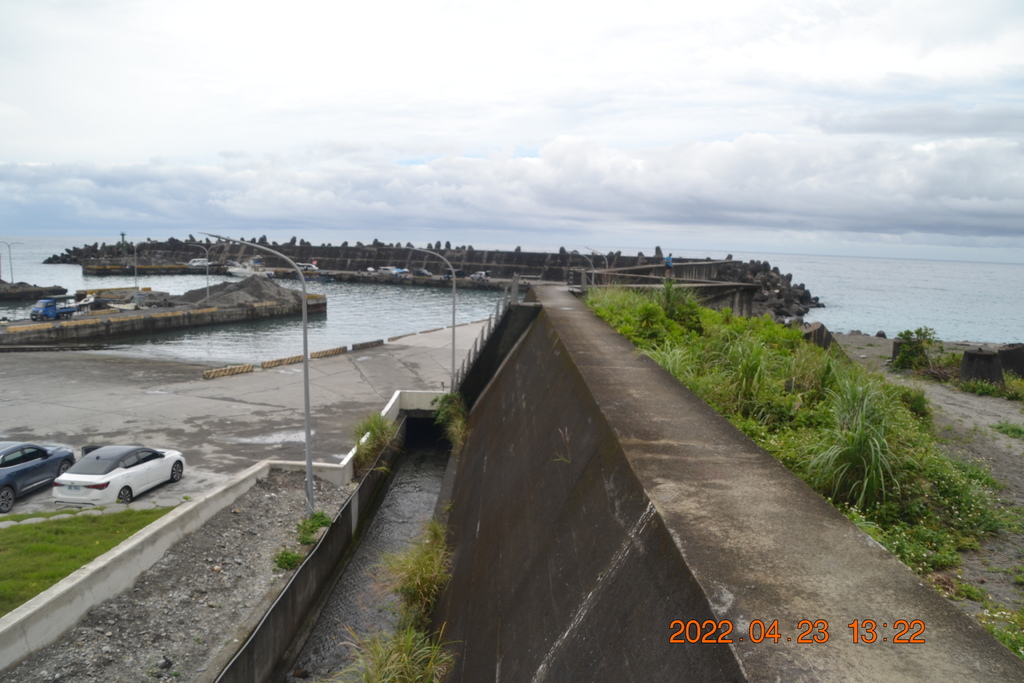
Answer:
(352, 412, 400, 471)
(586, 286, 1015, 576)
(993, 422, 1024, 440)
(380, 520, 452, 631)
(0, 508, 171, 617)
(336, 625, 454, 682)
(297, 510, 332, 544)
(274, 549, 302, 570)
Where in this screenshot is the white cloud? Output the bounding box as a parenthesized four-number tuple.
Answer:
(0, 0, 1022, 261)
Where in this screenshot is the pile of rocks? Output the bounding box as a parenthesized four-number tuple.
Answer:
(715, 259, 824, 321)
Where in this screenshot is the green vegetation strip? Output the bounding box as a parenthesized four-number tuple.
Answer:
(588, 284, 1024, 656)
(0, 508, 172, 618)
(586, 284, 1018, 573)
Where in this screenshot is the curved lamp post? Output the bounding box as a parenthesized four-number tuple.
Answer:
(186, 242, 212, 303)
(395, 246, 457, 391)
(0, 241, 22, 283)
(583, 245, 608, 284)
(570, 250, 594, 288)
(202, 233, 316, 515)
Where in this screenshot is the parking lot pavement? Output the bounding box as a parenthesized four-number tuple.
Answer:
(0, 320, 486, 517)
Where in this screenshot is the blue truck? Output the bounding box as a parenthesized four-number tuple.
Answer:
(30, 295, 77, 321)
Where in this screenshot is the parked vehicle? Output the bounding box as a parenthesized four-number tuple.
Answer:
(379, 266, 400, 275)
(443, 268, 466, 279)
(470, 271, 491, 282)
(188, 258, 210, 268)
(30, 295, 77, 321)
(53, 445, 185, 506)
(0, 441, 76, 513)
(297, 262, 319, 271)
(412, 268, 433, 277)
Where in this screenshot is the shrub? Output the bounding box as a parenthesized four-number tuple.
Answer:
(893, 327, 941, 370)
(352, 412, 399, 471)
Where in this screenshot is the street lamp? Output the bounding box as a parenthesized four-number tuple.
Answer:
(570, 250, 594, 288)
(0, 241, 23, 283)
(186, 242, 211, 303)
(203, 233, 316, 515)
(394, 246, 457, 391)
(583, 246, 608, 285)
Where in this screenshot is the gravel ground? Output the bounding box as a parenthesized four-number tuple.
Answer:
(0, 470, 353, 683)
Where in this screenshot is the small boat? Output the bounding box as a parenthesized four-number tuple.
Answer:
(226, 260, 272, 278)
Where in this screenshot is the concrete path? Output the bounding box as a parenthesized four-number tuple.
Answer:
(0, 321, 486, 516)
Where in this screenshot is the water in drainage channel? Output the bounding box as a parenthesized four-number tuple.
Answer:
(283, 427, 449, 681)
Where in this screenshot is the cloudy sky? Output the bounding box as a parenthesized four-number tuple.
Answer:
(1, 0, 1022, 262)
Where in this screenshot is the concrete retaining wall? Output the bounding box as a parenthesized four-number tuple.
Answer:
(0, 460, 345, 674)
(433, 286, 1024, 681)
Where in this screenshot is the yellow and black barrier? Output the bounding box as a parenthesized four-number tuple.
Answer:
(202, 364, 255, 380)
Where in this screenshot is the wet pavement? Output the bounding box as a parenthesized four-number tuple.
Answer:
(0, 321, 484, 516)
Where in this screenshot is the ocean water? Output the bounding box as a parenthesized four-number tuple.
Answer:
(2, 238, 1021, 356)
(726, 252, 1022, 344)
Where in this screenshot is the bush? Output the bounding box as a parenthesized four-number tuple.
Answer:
(893, 327, 941, 370)
(339, 625, 454, 682)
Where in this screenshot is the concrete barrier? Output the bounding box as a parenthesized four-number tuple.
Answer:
(202, 364, 255, 380)
(0, 460, 344, 673)
(433, 286, 1024, 681)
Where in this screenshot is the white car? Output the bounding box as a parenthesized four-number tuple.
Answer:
(53, 445, 185, 506)
(470, 271, 491, 281)
(297, 263, 319, 271)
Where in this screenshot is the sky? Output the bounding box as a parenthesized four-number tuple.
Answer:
(1, 0, 1023, 263)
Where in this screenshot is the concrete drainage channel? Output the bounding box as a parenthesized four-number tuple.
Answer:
(0, 389, 443, 681)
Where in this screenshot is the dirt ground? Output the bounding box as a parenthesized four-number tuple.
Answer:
(835, 332, 1024, 615)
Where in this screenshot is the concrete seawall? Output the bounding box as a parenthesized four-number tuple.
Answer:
(0, 299, 326, 346)
(433, 286, 1024, 681)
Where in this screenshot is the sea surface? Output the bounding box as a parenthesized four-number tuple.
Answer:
(1, 238, 1021, 361)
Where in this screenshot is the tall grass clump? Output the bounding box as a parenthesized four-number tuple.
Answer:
(432, 392, 468, 453)
(338, 626, 454, 683)
(585, 286, 1013, 576)
(335, 520, 455, 681)
(352, 412, 399, 471)
(380, 519, 452, 630)
(809, 372, 897, 509)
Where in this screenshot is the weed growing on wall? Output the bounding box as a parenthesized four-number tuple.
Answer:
(352, 412, 399, 471)
(432, 392, 468, 454)
(585, 286, 1015, 576)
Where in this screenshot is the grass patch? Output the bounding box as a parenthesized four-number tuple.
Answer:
(274, 549, 302, 570)
(352, 412, 399, 471)
(993, 422, 1024, 440)
(337, 625, 455, 682)
(586, 286, 1015, 576)
(0, 508, 171, 617)
(334, 520, 455, 680)
(432, 392, 468, 453)
(297, 510, 332, 545)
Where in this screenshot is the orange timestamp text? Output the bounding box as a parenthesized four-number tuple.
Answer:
(669, 619, 926, 644)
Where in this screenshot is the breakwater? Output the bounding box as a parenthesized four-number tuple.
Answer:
(432, 286, 1023, 681)
(47, 237, 824, 320)
(0, 298, 326, 346)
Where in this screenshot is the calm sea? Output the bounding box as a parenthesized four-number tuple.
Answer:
(2, 238, 1021, 359)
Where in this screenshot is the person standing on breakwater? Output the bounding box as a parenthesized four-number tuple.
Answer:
(664, 253, 673, 277)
